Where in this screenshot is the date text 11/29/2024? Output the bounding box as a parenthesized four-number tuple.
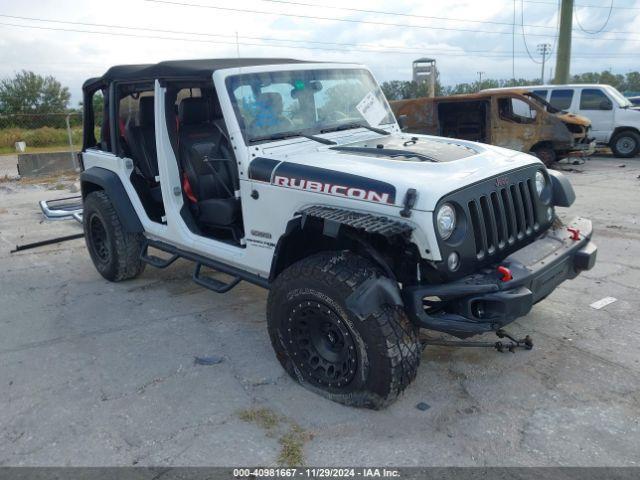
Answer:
(233, 468, 401, 478)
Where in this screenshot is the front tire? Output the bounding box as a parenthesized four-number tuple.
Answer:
(610, 130, 640, 158)
(267, 251, 421, 409)
(531, 145, 557, 166)
(83, 190, 145, 282)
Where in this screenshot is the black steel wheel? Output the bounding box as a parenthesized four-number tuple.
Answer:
(88, 213, 111, 264)
(267, 251, 421, 409)
(83, 191, 145, 281)
(287, 300, 358, 388)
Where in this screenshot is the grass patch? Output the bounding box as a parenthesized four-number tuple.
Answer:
(0, 127, 82, 150)
(0, 145, 77, 156)
(238, 407, 313, 466)
(0, 172, 78, 185)
(278, 424, 313, 467)
(238, 407, 280, 431)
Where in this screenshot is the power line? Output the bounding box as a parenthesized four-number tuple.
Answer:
(0, 14, 439, 52)
(2, 15, 636, 56)
(253, 0, 551, 29)
(575, 0, 615, 34)
(0, 13, 547, 54)
(521, 0, 562, 65)
(521, 0, 544, 64)
(0, 21, 557, 57)
(254, 0, 640, 35)
(523, 0, 639, 9)
(144, 0, 640, 40)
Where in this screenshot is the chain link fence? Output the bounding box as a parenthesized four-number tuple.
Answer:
(0, 112, 85, 156)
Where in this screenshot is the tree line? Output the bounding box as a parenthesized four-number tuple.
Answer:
(381, 70, 640, 101)
(1, 69, 639, 115)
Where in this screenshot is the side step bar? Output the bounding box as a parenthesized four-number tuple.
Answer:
(193, 263, 241, 293)
(39, 196, 83, 224)
(140, 239, 270, 293)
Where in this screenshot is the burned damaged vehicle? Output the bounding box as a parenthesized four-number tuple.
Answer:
(78, 59, 597, 408)
(391, 89, 594, 165)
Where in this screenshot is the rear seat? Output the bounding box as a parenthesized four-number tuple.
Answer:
(125, 97, 162, 202)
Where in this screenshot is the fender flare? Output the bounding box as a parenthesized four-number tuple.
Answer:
(80, 167, 144, 233)
(547, 169, 575, 208)
(268, 205, 415, 282)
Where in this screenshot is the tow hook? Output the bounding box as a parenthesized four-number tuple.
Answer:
(567, 227, 581, 240)
(497, 266, 512, 282)
(420, 329, 533, 353)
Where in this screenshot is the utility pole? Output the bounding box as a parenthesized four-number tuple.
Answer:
(537, 43, 551, 84)
(554, 0, 574, 84)
(477, 71, 485, 91)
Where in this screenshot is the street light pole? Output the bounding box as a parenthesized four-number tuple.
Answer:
(537, 43, 551, 84)
(477, 71, 485, 91)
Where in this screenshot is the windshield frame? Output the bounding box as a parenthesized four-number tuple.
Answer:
(218, 64, 397, 146)
(523, 92, 562, 114)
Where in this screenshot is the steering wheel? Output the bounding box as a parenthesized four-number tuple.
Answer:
(325, 110, 349, 122)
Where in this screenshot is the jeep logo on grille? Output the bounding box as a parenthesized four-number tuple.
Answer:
(495, 176, 509, 187)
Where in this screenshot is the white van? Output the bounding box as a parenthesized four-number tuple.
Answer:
(484, 84, 640, 158)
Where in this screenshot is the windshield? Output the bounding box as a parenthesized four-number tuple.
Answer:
(605, 86, 633, 108)
(524, 92, 561, 113)
(225, 68, 395, 143)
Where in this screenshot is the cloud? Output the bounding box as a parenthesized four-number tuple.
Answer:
(1, 0, 639, 104)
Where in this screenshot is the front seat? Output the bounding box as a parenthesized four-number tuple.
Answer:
(249, 92, 292, 135)
(178, 97, 240, 231)
(125, 96, 162, 203)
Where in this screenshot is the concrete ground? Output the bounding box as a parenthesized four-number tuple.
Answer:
(0, 155, 18, 179)
(0, 155, 639, 467)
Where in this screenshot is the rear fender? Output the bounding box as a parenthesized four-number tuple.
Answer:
(80, 166, 144, 233)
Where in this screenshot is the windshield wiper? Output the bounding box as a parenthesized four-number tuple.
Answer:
(321, 122, 390, 136)
(248, 131, 336, 145)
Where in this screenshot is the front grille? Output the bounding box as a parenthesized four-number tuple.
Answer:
(565, 123, 585, 135)
(467, 179, 539, 259)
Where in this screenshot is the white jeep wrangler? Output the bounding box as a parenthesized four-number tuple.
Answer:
(79, 59, 597, 408)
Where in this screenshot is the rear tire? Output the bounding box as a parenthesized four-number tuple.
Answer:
(610, 130, 640, 158)
(267, 251, 421, 409)
(83, 190, 145, 282)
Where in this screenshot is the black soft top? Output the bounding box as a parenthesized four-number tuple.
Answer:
(82, 58, 318, 91)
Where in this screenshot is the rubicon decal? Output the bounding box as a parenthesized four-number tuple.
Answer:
(273, 176, 392, 203)
(249, 158, 396, 205)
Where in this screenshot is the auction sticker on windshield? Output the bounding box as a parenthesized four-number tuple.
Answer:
(356, 91, 387, 127)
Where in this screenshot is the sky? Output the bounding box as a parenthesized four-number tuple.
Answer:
(0, 0, 639, 105)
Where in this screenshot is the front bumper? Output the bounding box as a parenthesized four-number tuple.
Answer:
(568, 140, 596, 157)
(403, 217, 597, 338)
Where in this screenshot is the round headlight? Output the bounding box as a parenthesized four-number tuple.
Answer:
(535, 170, 546, 196)
(437, 203, 456, 240)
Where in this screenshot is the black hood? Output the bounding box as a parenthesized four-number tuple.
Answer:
(330, 136, 480, 163)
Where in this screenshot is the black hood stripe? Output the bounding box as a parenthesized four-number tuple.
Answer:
(248, 157, 282, 183)
(250, 159, 397, 204)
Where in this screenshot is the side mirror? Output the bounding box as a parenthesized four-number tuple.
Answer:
(397, 114, 408, 132)
(600, 99, 613, 110)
